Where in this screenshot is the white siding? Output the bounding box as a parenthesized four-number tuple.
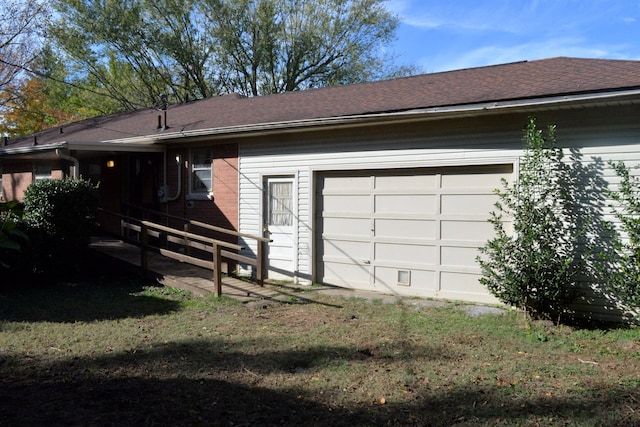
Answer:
(238, 105, 640, 318)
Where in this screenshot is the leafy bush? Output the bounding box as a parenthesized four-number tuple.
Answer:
(0, 200, 29, 271)
(601, 161, 640, 313)
(477, 118, 584, 321)
(23, 178, 100, 273)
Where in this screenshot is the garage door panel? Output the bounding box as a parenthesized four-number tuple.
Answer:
(323, 217, 371, 237)
(441, 220, 495, 241)
(441, 171, 510, 188)
(375, 242, 436, 264)
(375, 174, 436, 190)
(323, 195, 370, 213)
(375, 194, 436, 214)
(374, 266, 437, 290)
(440, 194, 499, 215)
(323, 175, 371, 191)
(375, 218, 437, 239)
(441, 246, 481, 267)
(440, 271, 489, 295)
(323, 239, 370, 260)
(322, 262, 371, 288)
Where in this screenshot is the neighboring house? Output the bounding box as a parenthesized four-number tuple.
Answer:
(2, 57, 640, 319)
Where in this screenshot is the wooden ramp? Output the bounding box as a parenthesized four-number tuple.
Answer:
(90, 237, 286, 303)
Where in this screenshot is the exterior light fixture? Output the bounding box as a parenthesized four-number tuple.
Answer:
(106, 160, 115, 168)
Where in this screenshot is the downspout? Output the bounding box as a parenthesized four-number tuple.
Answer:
(55, 149, 79, 178)
(163, 152, 181, 202)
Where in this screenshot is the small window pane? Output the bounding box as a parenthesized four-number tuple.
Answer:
(191, 148, 212, 193)
(269, 182, 293, 226)
(34, 164, 51, 181)
(193, 170, 211, 191)
(192, 150, 212, 168)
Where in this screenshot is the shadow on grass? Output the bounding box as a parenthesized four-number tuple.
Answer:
(1, 338, 638, 426)
(0, 275, 180, 323)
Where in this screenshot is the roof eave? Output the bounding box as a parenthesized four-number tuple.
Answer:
(0, 140, 165, 158)
(0, 142, 67, 158)
(3, 88, 639, 152)
(128, 88, 640, 144)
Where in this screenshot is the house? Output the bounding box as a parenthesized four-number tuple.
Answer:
(2, 57, 640, 319)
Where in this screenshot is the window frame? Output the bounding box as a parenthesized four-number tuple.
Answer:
(188, 147, 213, 200)
(33, 163, 52, 182)
(267, 180, 294, 227)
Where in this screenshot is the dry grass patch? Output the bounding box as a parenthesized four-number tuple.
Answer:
(1, 274, 638, 426)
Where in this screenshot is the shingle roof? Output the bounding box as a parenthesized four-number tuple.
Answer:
(5, 57, 640, 149)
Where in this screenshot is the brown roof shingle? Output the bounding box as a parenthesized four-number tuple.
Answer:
(5, 57, 640, 148)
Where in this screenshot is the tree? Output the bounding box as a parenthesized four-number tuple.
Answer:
(0, 46, 109, 137)
(204, 0, 401, 96)
(51, 0, 186, 110)
(50, 0, 407, 109)
(477, 118, 585, 321)
(0, 0, 49, 112)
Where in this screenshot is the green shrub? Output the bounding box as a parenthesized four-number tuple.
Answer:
(23, 178, 100, 273)
(0, 200, 29, 271)
(601, 161, 640, 314)
(477, 118, 584, 321)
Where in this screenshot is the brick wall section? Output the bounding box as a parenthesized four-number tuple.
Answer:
(212, 144, 239, 230)
(8, 171, 31, 202)
(166, 143, 238, 237)
(2, 160, 65, 202)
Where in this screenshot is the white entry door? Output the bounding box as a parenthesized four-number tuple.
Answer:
(264, 177, 295, 279)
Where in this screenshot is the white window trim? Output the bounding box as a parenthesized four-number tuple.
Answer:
(187, 148, 213, 200)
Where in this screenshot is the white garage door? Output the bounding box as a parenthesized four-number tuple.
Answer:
(316, 165, 512, 303)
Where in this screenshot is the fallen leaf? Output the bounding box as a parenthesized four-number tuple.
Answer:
(379, 397, 386, 405)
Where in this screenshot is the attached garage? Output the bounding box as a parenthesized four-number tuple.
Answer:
(316, 165, 513, 303)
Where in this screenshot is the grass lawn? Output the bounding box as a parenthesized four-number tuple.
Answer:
(0, 271, 638, 426)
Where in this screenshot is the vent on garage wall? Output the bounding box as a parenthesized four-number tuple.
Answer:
(397, 270, 411, 286)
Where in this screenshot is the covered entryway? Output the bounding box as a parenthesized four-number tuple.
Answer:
(316, 165, 512, 303)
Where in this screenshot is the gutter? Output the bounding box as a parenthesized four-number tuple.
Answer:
(0, 140, 164, 157)
(0, 142, 67, 156)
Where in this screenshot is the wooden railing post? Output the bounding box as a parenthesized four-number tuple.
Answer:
(140, 222, 149, 277)
(213, 242, 222, 297)
(184, 223, 191, 256)
(256, 240, 265, 287)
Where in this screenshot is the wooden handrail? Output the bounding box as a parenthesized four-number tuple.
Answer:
(189, 220, 271, 243)
(97, 207, 270, 294)
(121, 203, 272, 243)
(141, 220, 243, 251)
(121, 204, 272, 285)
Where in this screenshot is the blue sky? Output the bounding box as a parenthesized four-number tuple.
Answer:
(385, 0, 640, 73)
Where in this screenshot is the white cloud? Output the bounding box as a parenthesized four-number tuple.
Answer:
(420, 38, 630, 73)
